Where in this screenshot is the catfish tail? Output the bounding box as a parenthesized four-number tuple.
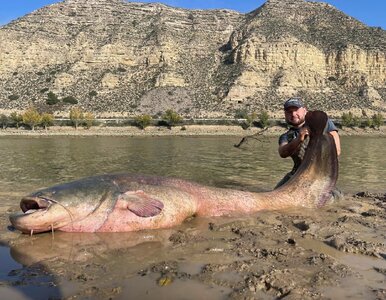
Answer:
(305, 111, 328, 136)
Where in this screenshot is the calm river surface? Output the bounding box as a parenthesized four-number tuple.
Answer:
(0, 135, 384, 204)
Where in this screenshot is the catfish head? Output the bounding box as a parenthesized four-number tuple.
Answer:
(9, 176, 119, 234)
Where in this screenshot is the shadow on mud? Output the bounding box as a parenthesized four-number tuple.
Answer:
(0, 229, 213, 299)
(0, 243, 65, 300)
(1, 231, 167, 299)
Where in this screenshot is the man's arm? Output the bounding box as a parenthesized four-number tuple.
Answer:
(329, 130, 341, 156)
(278, 126, 309, 158)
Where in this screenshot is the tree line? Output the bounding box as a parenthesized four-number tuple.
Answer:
(340, 112, 383, 129)
(0, 107, 95, 131)
(0, 108, 383, 131)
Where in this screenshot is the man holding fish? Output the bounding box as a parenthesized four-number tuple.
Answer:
(275, 97, 341, 189)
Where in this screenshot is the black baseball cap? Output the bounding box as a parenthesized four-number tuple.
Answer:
(284, 98, 304, 110)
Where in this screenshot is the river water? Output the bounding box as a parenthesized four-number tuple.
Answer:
(0, 135, 384, 200)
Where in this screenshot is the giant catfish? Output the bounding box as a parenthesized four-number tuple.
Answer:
(9, 111, 338, 234)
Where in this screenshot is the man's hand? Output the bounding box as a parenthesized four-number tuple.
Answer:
(278, 126, 309, 158)
(298, 126, 310, 142)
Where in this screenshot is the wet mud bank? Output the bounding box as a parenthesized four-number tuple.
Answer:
(0, 192, 385, 299)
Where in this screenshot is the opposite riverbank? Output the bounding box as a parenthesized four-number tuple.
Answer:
(0, 125, 384, 137)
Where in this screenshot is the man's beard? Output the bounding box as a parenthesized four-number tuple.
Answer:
(287, 119, 305, 127)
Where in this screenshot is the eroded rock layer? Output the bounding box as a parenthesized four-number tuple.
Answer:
(0, 0, 384, 117)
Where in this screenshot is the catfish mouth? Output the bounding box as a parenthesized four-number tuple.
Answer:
(9, 196, 57, 234)
(20, 196, 52, 214)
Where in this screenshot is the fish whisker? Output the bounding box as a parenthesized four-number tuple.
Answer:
(40, 196, 75, 230)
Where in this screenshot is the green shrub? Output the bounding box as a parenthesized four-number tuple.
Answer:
(134, 114, 152, 129)
(22, 107, 42, 131)
(89, 90, 98, 97)
(83, 112, 95, 129)
(8, 94, 19, 101)
(69, 107, 84, 129)
(0, 114, 9, 129)
(341, 112, 361, 128)
(162, 109, 183, 127)
(234, 109, 248, 119)
(341, 112, 354, 128)
(352, 115, 361, 127)
(361, 116, 372, 128)
(240, 112, 256, 129)
(46, 91, 60, 105)
(40, 113, 54, 130)
(40, 88, 49, 93)
(258, 111, 270, 128)
(246, 112, 257, 124)
(372, 113, 384, 129)
(10, 112, 23, 128)
(62, 96, 78, 104)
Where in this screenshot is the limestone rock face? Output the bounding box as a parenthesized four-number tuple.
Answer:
(0, 0, 384, 117)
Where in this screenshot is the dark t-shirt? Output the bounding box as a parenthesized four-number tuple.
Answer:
(278, 119, 338, 173)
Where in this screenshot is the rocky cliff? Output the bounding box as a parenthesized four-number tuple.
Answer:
(0, 0, 385, 117)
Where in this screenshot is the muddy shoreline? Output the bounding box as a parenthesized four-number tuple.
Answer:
(0, 192, 385, 299)
(0, 125, 384, 137)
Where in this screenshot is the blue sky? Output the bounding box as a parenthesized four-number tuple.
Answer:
(0, 0, 385, 29)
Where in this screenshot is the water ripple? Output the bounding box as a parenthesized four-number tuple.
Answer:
(0, 135, 384, 206)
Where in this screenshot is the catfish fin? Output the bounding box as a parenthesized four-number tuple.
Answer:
(120, 190, 164, 218)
